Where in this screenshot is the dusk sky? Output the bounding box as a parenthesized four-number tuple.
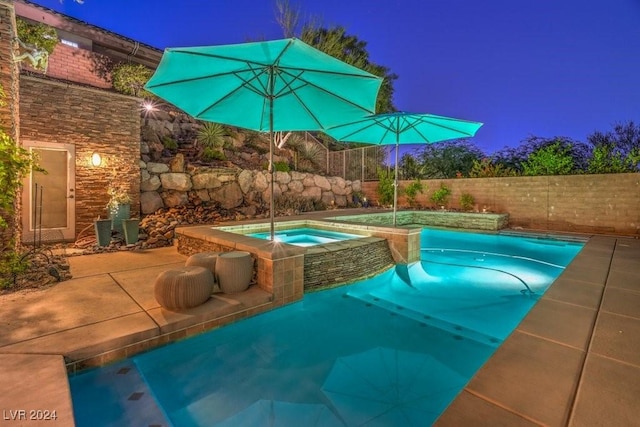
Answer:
(31, 0, 640, 154)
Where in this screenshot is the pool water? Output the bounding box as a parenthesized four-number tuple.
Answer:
(247, 227, 361, 246)
(69, 228, 584, 426)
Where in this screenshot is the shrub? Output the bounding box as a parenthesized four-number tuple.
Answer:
(430, 183, 451, 207)
(111, 63, 153, 97)
(469, 158, 517, 177)
(202, 147, 225, 161)
(274, 161, 291, 172)
(0, 129, 39, 228)
(376, 169, 395, 207)
(161, 136, 178, 151)
(403, 179, 424, 207)
(16, 18, 58, 56)
(460, 193, 475, 211)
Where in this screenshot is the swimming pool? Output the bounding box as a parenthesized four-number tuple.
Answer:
(247, 227, 361, 246)
(69, 228, 584, 426)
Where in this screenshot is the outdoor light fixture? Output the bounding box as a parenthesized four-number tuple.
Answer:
(91, 152, 102, 167)
(142, 101, 156, 113)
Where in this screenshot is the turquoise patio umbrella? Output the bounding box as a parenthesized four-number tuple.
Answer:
(145, 38, 383, 240)
(325, 112, 483, 226)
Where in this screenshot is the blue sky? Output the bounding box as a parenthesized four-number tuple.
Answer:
(31, 0, 640, 154)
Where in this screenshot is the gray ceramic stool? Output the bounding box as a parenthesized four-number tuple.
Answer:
(216, 251, 253, 294)
(154, 266, 213, 310)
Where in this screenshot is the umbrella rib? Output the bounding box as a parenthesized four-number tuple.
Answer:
(195, 66, 271, 118)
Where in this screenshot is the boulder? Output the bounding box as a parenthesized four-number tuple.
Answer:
(160, 173, 192, 191)
(191, 173, 222, 190)
(210, 182, 244, 209)
(301, 186, 321, 200)
(140, 191, 164, 214)
(238, 169, 254, 194)
(141, 174, 161, 192)
(313, 175, 331, 190)
(288, 179, 304, 193)
(169, 153, 185, 172)
(254, 171, 269, 192)
(162, 190, 189, 208)
(147, 162, 170, 174)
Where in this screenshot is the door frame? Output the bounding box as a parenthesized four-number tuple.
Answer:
(21, 140, 76, 243)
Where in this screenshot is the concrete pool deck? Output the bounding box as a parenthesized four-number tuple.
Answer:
(0, 233, 638, 426)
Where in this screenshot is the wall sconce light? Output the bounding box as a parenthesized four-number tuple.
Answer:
(91, 152, 102, 167)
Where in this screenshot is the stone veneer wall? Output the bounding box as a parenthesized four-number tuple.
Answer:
(304, 238, 394, 290)
(19, 76, 141, 236)
(331, 211, 509, 231)
(362, 174, 640, 236)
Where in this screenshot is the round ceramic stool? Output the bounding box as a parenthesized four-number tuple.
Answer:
(216, 251, 253, 294)
(185, 252, 220, 276)
(154, 266, 213, 310)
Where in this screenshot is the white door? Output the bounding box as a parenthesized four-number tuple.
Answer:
(22, 142, 76, 243)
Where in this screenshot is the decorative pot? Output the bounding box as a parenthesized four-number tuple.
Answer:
(109, 203, 130, 235)
(94, 219, 112, 247)
(122, 218, 140, 245)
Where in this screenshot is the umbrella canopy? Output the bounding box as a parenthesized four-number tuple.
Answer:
(145, 38, 383, 239)
(325, 112, 483, 225)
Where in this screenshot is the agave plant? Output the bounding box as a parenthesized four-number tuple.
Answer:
(197, 122, 229, 161)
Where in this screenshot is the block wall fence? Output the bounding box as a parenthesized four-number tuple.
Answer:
(362, 174, 640, 236)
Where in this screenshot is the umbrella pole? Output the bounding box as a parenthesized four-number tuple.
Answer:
(269, 114, 275, 241)
(269, 73, 275, 241)
(393, 141, 399, 227)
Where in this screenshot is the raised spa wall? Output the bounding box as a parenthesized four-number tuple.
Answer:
(175, 211, 509, 306)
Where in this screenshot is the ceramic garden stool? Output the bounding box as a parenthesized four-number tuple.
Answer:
(216, 251, 253, 294)
(154, 266, 214, 310)
(185, 252, 220, 277)
(185, 251, 221, 292)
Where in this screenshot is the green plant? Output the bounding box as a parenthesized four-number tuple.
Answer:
(16, 19, 58, 53)
(111, 63, 153, 97)
(15, 19, 58, 72)
(376, 168, 395, 207)
(274, 161, 291, 172)
(522, 142, 575, 176)
(430, 183, 451, 207)
(106, 183, 131, 215)
(202, 147, 226, 161)
(198, 122, 228, 149)
(469, 158, 517, 178)
(460, 193, 475, 211)
(161, 135, 178, 151)
(0, 248, 28, 289)
(0, 129, 39, 229)
(403, 179, 424, 207)
(586, 144, 640, 174)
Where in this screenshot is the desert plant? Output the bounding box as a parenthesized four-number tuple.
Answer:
(274, 161, 291, 172)
(198, 122, 228, 149)
(161, 135, 178, 151)
(403, 179, 424, 207)
(111, 63, 153, 97)
(460, 193, 475, 211)
(430, 183, 451, 207)
(376, 168, 395, 207)
(202, 147, 226, 161)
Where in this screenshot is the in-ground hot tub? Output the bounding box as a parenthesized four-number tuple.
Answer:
(246, 227, 361, 247)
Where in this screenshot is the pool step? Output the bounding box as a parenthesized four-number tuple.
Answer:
(346, 291, 502, 348)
